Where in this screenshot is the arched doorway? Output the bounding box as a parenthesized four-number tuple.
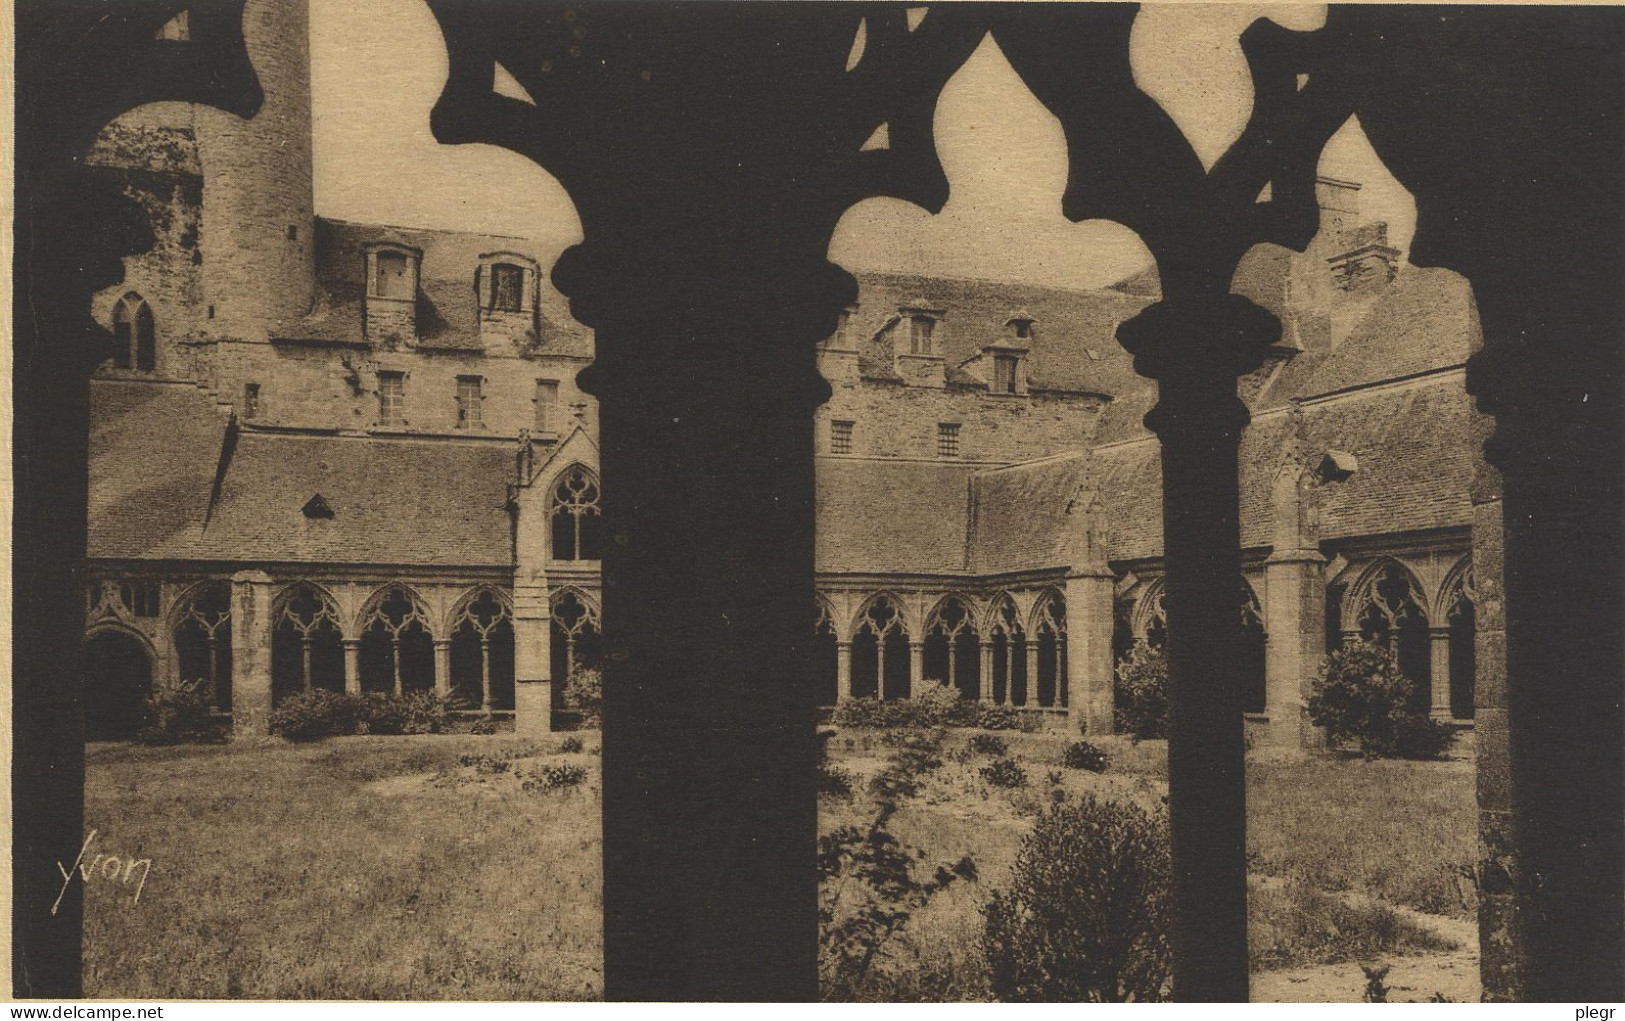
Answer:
(85, 630, 152, 740)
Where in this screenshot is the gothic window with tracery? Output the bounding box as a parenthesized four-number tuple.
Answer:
(924, 595, 980, 700)
(1353, 561, 1432, 711)
(551, 466, 603, 561)
(1033, 590, 1067, 709)
(852, 594, 910, 701)
(271, 584, 345, 701)
(550, 590, 603, 691)
(359, 585, 435, 697)
(988, 594, 1029, 706)
(1446, 563, 1477, 720)
(174, 582, 232, 711)
(814, 601, 839, 706)
(450, 588, 514, 711)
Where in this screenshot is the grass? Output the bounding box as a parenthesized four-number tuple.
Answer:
(83, 735, 601, 999)
(82, 724, 1473, 1000)
(1245, 754, 1477, 918)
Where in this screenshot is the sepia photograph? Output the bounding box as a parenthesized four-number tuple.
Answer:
(10, 0, 1623, 1006)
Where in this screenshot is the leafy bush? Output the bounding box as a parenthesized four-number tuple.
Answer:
(966, 703, 1022, 730)
(358, 691, 454, 735)
(1114, 642, 1169, 741)
(135, 677, 223, 745)
(523, 762, 588, 792)
(1306, 641, 1455, 759)
(980, 758, 1027, 789)
(820, 724, 975, 999)
(1064, 740, 1109, 773)
(983, 796, 1172, 1001)
(834, 683, 1010, 730)
(562, 667, 602, 729)
(968, 733, 1009, 757)
(268, 688, 361, 741)
(559, 736, 584, 754)
(457, 752, 511, 774)
(818, 765, 855, 799)
(468, 717, 497, 736)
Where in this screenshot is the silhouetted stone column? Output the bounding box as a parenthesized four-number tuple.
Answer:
(230, 570, 275, 736)
(1118, 294, 1279, 1002)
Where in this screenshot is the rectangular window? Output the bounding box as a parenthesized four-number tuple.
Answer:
(831, 420, 854, 455)
(456, 376, 484, 429)
(374, 251, 412, 299)
(535, 379, 559, 433)
(993, 354, 1019, 394)
(937, 422, 961, 458)
(377, 372, 405, 426)
(492, 264, 525, 312)
(243, 383, 261, 419)
(909, 316, 934, 355)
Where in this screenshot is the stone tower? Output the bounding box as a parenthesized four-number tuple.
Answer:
(194, 0, 316, 342)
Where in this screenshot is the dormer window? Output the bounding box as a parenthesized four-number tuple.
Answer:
(302, 494, 335, 520)
(373, 250, 413, 299)
(1004, 311, 1037, 345)
(490, 263, 525, 312)
(1015, 321, 1032, 340)
(993, 355, 1019, 394)
(909, 316, 935, 355)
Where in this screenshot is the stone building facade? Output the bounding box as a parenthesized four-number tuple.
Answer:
(84, 0, 1483, 744)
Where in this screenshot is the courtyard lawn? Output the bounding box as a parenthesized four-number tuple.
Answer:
(83, 726, 1474, 1001)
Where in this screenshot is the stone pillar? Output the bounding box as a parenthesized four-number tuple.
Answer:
(513, 581, 553, 736)
(1262, 463, 1326, 749)
(1428, 628, 1452, 719)
(230, 570, 275, 737)
(433, 639, 452, 699)
(908, 641, 924, 700)
(1066, 570, 1116, 737)
(1117, 294, 1279, 1001)
(1261, 551, 1326, 749)
(835, 641, 852, 701)
(1024, 643, 1040, 707)
(342, 639, 361, 696)
(978, 642, 994, 702)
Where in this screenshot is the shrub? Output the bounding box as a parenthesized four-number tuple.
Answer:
(1305, 640, 1455, 759)
(559, 736, 584, 754)
(457, 752, 511, 774)
(1064, 740, 1109, 773)
(562, 667, 602, 729)
(870, 728, 945, 801)
(359, 691, 454, 735)
(1114, 642, 1168, 741)
(523, 762, 588, 792)
(468, 718, 497, 736)
(980, 758, 1027, 789)
(968, 733, 1009, 757)
(267, 688, 360, 741)
(833, 684, 1005, 730)
(818, 765, 855, 799)
(135, 677, 223, 745)
(969, 703, 1022, 730)
(983, 796, 1172, 1001)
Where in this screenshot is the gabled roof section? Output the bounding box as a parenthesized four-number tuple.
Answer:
(846, 270, 1150, 396)
(275, 218, 593, 357)
(814, 458, 976, 575)
(970, 454, 1094, 574)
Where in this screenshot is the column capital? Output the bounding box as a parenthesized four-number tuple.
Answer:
(1116, 294, 1280, 441)
(1265, 547, 1326, 567)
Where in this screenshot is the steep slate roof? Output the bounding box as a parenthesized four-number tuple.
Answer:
(91, 379, 516, 567)
(970, 455, 1092, 574)
(277, 218, 593, 358)
(814, 458, 975, 574)
(90, 381, 230, 560)
(847, 270, 1150, 395)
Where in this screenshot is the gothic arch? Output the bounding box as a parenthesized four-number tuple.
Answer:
(83, 623, 156, 741)
(1342, 557, 1428, 628)
(985, 592, 1030, 706)
(850, 592, 911, 701)
(447, 585, 515, 711)
(1435, 555, 1475, 623)
(1130, 578, 1168, 645)
(1343, 557, 1433, 710)
(1031, 588, 1068, 709)
(84, 619, 158, 662)
(271, 582, 346, 701)
(924, 592, 981, 700)
(169, 579, 233, 711)
(109, 291, 156, 372)
(356, 583, 436, 696)
(548, 462, 603, 562)
(550, 586, 604, 699)
(814, 596, 840, 706)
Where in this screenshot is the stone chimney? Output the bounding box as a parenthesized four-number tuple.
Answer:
(1327, 222, 1401, 294)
